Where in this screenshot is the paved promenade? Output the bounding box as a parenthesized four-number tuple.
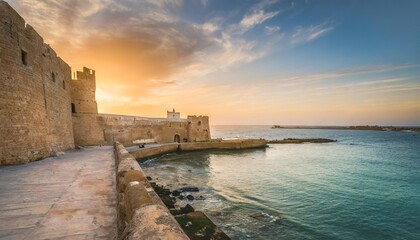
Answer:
(0, 146, 117, 239)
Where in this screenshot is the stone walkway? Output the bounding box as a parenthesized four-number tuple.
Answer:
(0, 146, 117, 239)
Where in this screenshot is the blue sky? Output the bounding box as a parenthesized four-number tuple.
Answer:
(8, 0, 420, 125)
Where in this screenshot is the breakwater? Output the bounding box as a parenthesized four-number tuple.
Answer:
(268, 138, 336, 144)
(131, 139, 268, 162)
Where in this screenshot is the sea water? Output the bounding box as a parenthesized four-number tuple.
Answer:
(141, 126, 420, 240)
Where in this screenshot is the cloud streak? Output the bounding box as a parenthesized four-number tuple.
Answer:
(240, 10, 280, 30)
(290, 22, 334, 44)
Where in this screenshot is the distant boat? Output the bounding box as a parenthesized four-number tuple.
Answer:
(272, 125, 284, 129)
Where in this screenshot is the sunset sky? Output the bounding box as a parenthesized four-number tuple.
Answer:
(8, 0, 420, 125)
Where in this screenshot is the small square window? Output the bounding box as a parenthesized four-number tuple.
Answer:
(21, 50, 27, 65)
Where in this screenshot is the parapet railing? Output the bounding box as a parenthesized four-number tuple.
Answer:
(113, 141, 189, 240)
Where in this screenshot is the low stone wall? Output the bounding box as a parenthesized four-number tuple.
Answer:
(131, 144, 179, 161)
(114, 142, 189, 240)
(131, 139, 268, 162)
(179, 139, 268, 151)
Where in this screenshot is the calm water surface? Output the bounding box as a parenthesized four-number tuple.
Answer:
(141, 126, 420, 240)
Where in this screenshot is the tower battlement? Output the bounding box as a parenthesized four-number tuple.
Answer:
(71, 67, 98, 114)
(74, 67, 95, 81)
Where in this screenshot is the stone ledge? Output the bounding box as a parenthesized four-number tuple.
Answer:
(113, 142, 189, 240)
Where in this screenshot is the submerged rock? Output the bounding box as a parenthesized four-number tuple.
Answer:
(180, 204, 195, 214)
(172, 190, 182, 196)
(186, 195, 194, 201)
(175, 211, 231, 240)
(196, 195, 206, 200)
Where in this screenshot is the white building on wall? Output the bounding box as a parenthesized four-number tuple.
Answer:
(167, 109, 180, 119)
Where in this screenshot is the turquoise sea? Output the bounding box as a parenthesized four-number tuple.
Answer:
(141, 126, 420, 240)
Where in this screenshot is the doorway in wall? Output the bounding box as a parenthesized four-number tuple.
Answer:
(174, 134, 180, 143)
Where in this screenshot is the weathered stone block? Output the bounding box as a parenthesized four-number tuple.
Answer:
(123, 182, 153, 221)
(123, 204, 189, 240)
(117, 170, 147, 193)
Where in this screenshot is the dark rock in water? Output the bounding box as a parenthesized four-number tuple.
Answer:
(180, 204, 195, 214)
(188, 169, 192, 172)
(149, 183, 175, 209)
(146, 176, 152, 181)
(172, 190, 182, 196)
(178, 195, 185, 200)
(170, 208, 183, 215)
(178, 186, 199, 192)
(186, 194, 194, 201)
(196, 195, 205, 200)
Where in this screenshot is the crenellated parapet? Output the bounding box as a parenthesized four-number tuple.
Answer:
(71, 67, 98, 114)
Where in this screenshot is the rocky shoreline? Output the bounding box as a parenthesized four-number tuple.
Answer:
(148, 178, 230, 240)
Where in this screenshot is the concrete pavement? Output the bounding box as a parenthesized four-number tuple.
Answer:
(0, 146, 117, 239)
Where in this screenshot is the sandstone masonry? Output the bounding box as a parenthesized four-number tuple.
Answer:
(0, 1, 211, 165)
(0, 1, 74, 164)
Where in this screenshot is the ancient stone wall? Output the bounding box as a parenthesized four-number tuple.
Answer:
(187, 115, 211, 142)
(73, 113, 192, 146)
(0, 1, 74, 165)
(72, 113, 212, 147)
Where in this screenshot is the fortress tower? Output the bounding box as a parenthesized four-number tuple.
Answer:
(71, 67, 98, 114)
(187, 115, 211, 141)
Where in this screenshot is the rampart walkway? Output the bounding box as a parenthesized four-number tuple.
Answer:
(0, 146, 117, 239)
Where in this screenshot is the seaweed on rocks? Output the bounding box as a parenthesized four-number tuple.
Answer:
(149, 182, 230, 239)
(175, 211, 231, 240)
(149, 182, 176, 209)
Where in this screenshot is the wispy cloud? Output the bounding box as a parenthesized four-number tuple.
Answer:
(290, 22, 334, 44)
(315, 78, 407, 91)
(265, 25, 281, 35)
(267, 63, 419, 86)
(240, 10, 280, 30)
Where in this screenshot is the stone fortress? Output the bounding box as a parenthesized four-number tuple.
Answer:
(0, 1, 210, 165)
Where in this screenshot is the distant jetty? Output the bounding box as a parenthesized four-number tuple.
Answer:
(271, 125, 420, 132)
(268, 138, 336, 144)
